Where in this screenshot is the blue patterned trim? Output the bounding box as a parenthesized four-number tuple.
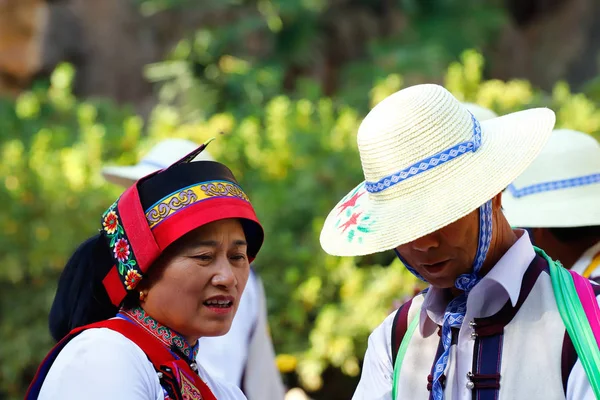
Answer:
(507, 173, 600, 198)
(365, 114, 482, 193)
(430, 201, 493, 400)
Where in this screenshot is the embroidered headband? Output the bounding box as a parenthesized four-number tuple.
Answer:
(365, 113, 482, 193)
(507, 173, 600, 198)
(101, 154, 264, 307)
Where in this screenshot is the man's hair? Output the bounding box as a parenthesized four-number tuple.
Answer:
(549, 226, 600, 243)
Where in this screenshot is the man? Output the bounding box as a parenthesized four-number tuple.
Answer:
(503, 129, 600, 280)
(319, 84, 598, 399)
(102, 138, 286, 400)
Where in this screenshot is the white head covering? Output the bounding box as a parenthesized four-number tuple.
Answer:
(503, 129, 600, 228)
(102, 139, 215, 187)
(320, 84, 555, 256)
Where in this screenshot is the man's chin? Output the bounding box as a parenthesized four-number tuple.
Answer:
(425, 277, 456, 290)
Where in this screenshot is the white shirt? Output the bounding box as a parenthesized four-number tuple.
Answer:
(353, 230, 598, 399)
(571, 241, 600, 278)
(38, 328, 245, 399)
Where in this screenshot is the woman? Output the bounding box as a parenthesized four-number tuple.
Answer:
(26, 144, 264, 400)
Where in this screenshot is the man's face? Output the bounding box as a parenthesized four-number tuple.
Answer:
(395, 209, 481, 289)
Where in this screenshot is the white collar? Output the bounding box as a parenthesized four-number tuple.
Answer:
(419, 229, 535, 336)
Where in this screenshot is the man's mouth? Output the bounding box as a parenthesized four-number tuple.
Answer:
(421, 259, 451, 274)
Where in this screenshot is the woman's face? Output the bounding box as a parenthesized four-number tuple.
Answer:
(141, 218, 250, 342)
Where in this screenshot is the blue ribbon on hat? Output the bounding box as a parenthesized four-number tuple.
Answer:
(507, 173, 600, 198)
(381, 113, 492, 399)
(365, 114, 482, 194)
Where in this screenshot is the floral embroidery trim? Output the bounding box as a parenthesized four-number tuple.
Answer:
(119, 307, 199, 360)
(102, 201, 144, 292)
(334, 183, 376, 244)
(145, 180, 250, 229)
(178, 370, 204, 400)
(103, 211, 119, 234)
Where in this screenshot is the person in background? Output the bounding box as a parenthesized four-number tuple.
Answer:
(101, 139, 286, 400)
(502, 129, 600, 280)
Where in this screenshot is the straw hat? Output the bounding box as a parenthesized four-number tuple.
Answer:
(503, 129, 600, 228)
(102, 139, 215, 187)
(462, 102, 498, 121)
(319, 84, 555, 256)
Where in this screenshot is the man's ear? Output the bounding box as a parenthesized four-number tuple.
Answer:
(492, 191, 503, 211)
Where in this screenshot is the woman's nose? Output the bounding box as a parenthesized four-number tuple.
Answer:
(211, 261, 236, 288)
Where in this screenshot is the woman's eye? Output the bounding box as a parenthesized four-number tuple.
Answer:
(230, 254, 247, 261)
(193, 255, 212, 261)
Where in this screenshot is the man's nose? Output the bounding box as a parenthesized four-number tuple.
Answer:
(410, 233, 440, 252)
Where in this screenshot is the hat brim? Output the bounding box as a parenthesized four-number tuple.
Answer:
(503, 185, 600, 228)
(102, 165, 159, 187)
(320, 108, 556, 257)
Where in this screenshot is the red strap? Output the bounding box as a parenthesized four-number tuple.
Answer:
(117, 184, 161, 272)
(84, 319, 217, 400)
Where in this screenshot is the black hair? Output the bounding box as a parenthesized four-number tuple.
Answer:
(48, 233, 119, 342)
(549, 225, 600, 243)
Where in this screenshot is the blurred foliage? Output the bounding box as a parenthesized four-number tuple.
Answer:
(1, 49, 600, 399)
(142, 0, 507, 120)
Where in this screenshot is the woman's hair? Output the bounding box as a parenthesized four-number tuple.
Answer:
(48, 233, 120, 342)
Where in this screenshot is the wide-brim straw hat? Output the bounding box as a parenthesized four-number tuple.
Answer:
(462, 102, 498, 121)
(319, 84, 556, 257)
(503, 129, 600, 228)
(102, 139, 215, 187)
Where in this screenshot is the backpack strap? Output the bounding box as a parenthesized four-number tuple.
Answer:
(540, 246, 600, 398)
(561, 331, 577, 394)
(560, 274, 600, 394)
(391, 297, 414, 366)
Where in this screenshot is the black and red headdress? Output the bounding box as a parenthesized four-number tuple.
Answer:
(100, 146, 263, 306)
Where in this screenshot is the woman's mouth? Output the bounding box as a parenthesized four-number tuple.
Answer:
(203, 295, 234, 314)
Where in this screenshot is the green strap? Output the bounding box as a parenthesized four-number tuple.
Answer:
(539, 247, 600, 397)
(391, 311, 419, 400)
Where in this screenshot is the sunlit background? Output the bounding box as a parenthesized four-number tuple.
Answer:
(1, 0, 600, 399)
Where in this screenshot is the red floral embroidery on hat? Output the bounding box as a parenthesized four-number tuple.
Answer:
(337, 190, 364, 215)
(102, 202, 143, 292)
(103, 211, 119, 234)
(124, 269, 143, 290)
(114, 238, 131, 263)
